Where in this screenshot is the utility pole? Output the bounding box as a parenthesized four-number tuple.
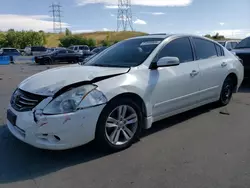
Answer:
(117, 0, 133, 31)
(49, 2, 63, 33)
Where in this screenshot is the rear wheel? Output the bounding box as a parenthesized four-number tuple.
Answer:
(218, 76, 234, 106)
(95, 98, 142, 151)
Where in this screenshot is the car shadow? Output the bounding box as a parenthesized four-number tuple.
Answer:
(0, 102, 219, 184)
(141, 103, 217, 138)
(0, 125, 110, 184)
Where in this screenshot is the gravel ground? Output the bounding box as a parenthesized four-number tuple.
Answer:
(0, 64, 250, 188)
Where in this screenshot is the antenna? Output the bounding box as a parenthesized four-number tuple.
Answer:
(49, 2, 63, 33)
(117, 0, 133, 31)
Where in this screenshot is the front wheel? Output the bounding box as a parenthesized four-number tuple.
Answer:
(95, 98, 142, 151)
(218, 77, 234, 106)
(44, 58, 52, 65)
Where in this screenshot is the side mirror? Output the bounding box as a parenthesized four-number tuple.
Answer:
(156, 57, 180, 68)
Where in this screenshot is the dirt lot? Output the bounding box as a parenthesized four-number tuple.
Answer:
(0, 64, 250, 188)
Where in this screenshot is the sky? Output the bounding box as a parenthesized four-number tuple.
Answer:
(0, 0, 250, 38)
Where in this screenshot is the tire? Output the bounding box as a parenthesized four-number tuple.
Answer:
(69, 59, 78, 64)
(44, 58, 52, 65)
(95, 98, 142, 152)
(218, 76, 234, 106)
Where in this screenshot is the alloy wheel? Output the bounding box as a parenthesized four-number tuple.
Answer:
(105, 105, 138, 146)
(221, 81, 233, 104)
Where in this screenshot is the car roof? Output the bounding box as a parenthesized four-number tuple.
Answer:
(218, 40, 239, 42)
(131, 33, 217, 42)
(1, 48, 16, 49)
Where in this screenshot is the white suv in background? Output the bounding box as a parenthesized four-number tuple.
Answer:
(218, 40, 239, 51)
(7, 34, 243, 151)
(68, 45, 90, 55)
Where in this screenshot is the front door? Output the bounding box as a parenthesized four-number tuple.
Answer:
(150, 37, 201, 120)
(55, 49, 67, 62)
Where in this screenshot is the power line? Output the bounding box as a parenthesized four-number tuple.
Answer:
(117, 0, 133, 31)
(49, 2, 63, 33)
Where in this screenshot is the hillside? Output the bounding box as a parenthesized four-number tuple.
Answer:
(45, 31, 147, 47)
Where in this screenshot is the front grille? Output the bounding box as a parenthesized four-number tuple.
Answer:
(11, 89, 47, 112)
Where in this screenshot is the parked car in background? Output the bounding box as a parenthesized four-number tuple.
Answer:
(0, 48, 21, 56)
(7, 34, 243, 151)
(35, 49, 81, 64)
(91, 46, 107, 54)
(46, 47, 66, 54)
(218, 40, 239, 51)
(68, 45, 90, 55)
(18, 49, 25, 56)
(231, 37, 250, 78)
(24, 46, 47, 56)
(79, 46, 108, 63)
(89, 46, 97, 51)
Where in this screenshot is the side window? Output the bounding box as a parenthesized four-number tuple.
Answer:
(67, 50, 74, 53)
(193, 38, 218, 60)
(215, 44, 224, 56)
(157, 37, 194, 63)
(225, 42, 232, 50)
(231, 42, 238, 49)
(58, 50, 66, 54)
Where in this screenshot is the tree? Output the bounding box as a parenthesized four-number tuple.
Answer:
(204, 34, 212, 39)
(100, 40, 110, 46)
(3, 30, 46, 49)
(59, 35, 89, 47)
(65, 28, 72, 36)
(87, 38, 96, 47)
(0, 33, 7, 48)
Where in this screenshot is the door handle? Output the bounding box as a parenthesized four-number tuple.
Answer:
(190, 70, 199, 77)
(221, 62, 227, 67)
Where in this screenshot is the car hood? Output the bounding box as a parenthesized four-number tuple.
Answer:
(231, 48, 250, 54)
(18, 64, 129, 96)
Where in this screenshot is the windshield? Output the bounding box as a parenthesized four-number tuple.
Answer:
(218, 42, 225, 46)
(85, 38, 163, 68)
(235, 37, 250, 49)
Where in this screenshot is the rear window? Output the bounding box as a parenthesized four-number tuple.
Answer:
(3, 49, 18, 53)
(215, 44, 224, 56)
(31, 47, 46, 51)
(193, 38, 218, 60)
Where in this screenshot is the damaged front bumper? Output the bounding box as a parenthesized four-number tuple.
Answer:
(6, 103, 105, 150)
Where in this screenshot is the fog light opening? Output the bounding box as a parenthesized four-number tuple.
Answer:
(54, 135, 61, 141)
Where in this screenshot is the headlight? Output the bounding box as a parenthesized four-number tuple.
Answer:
(43, 85, 107, 115)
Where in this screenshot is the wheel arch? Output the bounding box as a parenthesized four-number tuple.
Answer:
(226, 72, 238, 93)
(106, 92, 150, 129)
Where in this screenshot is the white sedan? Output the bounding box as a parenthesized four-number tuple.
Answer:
(6, 34, 244, 151)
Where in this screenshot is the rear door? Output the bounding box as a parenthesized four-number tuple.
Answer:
(191, 37, 228, 102)
(150, 37, 201, 119)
